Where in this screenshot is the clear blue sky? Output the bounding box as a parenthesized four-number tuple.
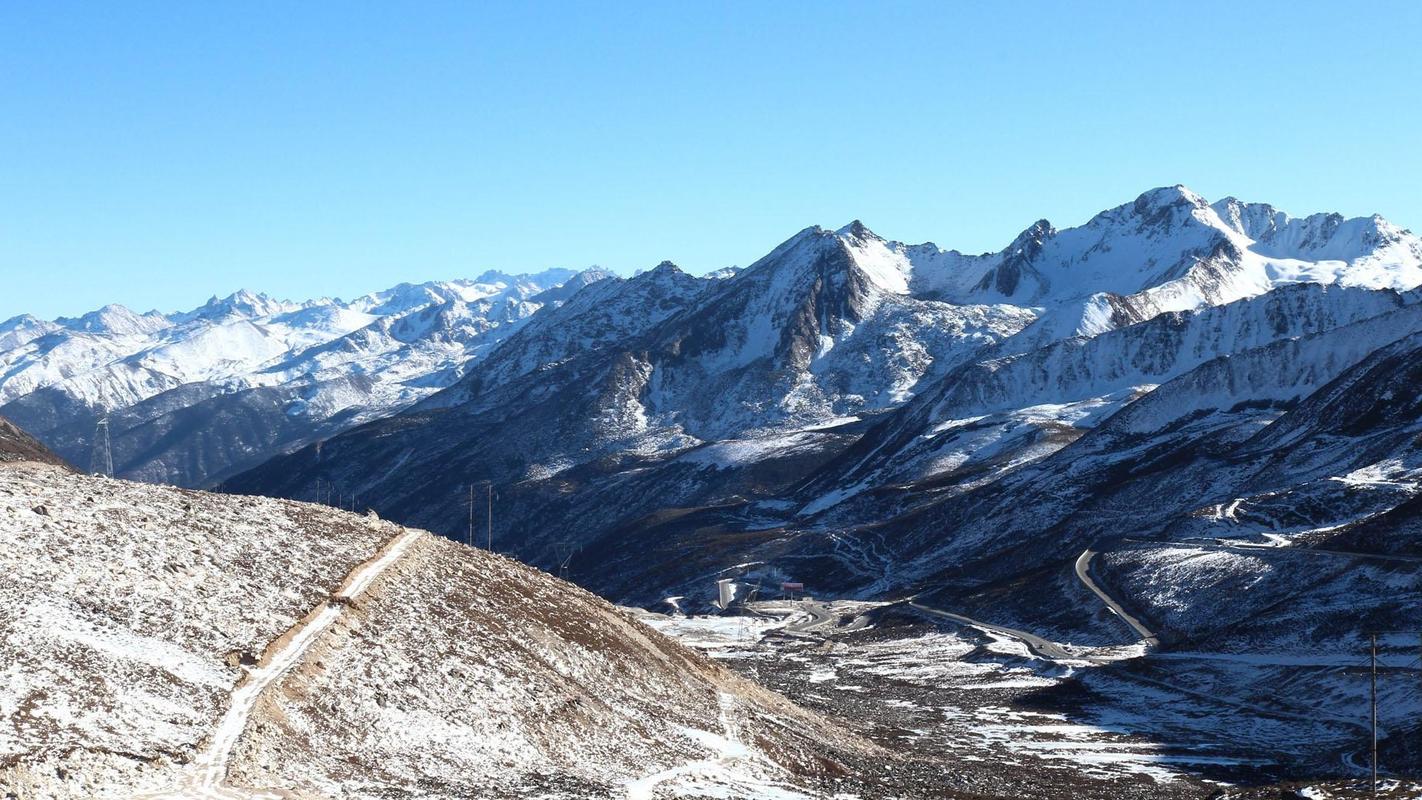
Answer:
(3, 1, 1419, 320)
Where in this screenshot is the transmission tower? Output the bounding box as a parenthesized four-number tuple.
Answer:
(90, 417, 114, 477)
(554, 541, 579, 581)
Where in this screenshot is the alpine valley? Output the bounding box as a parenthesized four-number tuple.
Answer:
(9, 184, 1422, 797)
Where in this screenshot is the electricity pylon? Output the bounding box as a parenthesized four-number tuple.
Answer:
(90, 417, 114, 477)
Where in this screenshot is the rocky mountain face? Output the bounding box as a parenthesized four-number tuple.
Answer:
(0, 268, 607, 486)
(222, 186, 1422, 611)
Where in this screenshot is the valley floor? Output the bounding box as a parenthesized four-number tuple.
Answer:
(642, 601, 1420, 800)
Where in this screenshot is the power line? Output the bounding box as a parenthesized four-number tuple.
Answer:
(467, 483, 475, 548)
(1371, 632, 1378, 797)
(555, 540, 579, 581)
(462, 481, 494, 550)
(90, 417, 113, 477)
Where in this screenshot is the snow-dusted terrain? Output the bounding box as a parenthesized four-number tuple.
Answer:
(0, 461, 877, 799)
(0, 416, 68, 467)
(15, 184, 1419, 496)
(11, 183, 1422, 796)
(224, 186, 1422, 794)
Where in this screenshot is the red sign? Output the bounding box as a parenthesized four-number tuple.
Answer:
(781, 582, 804, 591)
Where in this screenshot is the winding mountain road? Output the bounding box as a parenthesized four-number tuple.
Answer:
(907, 601, 1088, 661)
(772, 601, 870, 638)
(910, 541, 1159, 662)
(1074, 546, 1159, 646)
(1178, 537, 1422, 565)
(782, 603, 837, 635)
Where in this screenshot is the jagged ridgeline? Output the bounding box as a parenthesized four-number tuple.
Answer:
(221, 185, 1422, 602)
(8, 185, 1422, 797)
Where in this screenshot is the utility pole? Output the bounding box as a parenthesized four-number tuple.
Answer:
(467, 484, 475, 548)
(1371, 632, 1378, 796)
(486, 482, 493, 551)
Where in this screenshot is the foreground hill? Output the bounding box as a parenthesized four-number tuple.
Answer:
(0, 415, 68, 468)
(0, 464, 876, 799)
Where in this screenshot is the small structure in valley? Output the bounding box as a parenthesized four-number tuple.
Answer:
(714, 578, 738, 610)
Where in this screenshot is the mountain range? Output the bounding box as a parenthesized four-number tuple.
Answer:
(212, 186, 1422, 598)
(0, 267, 612, 485)
(7, 184, 1422, 790)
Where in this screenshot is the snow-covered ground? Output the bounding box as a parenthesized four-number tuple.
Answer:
(0, 463, 876, 799)
(645, 594, 1422, 798)
(646, 605, 1226, 797)
(222, 534, 871, 799)
(0, 462, 390, 796)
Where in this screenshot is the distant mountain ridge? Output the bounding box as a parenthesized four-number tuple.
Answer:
(220, 186, 1422, 609)
(0, 268, 606, 485)
(6, 184, 1420, 519)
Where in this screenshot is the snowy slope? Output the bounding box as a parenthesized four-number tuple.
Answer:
(426, 261, 715, 409)
(856, 300, 1422, 592)
(9, 184, 1419, 493)
(0, 415, 68, 467)
(797, 284, 1416, 512)
(907, 186, 1422, 346)
(223, 220, 1041, 552)
(0, 463, 876, 799)
(14, 185, 1422, 793)
(0, 464, 390, 795)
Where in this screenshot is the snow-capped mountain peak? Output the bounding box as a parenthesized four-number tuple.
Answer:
(177, 289, 299, 323)
(0, 314, 60, 351)
(635, 260, 688, 280)
(1132, 182, 1209, 213)
(833, 220, 914, 295)
(1211, 196, 1422, 284)
(835, 219, 875, 239)
(0, 268, 593, 485)
(57, 303, 173, 336)
(972, 218, 1055, 298)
